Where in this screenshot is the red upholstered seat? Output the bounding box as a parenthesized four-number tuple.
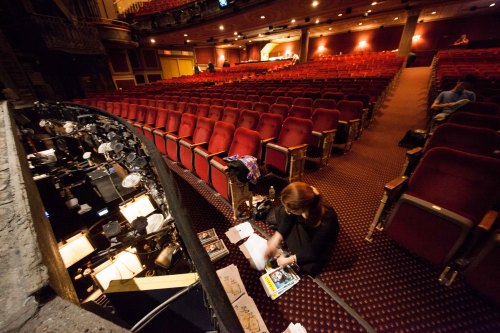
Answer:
(335, 100, 364, 152)
(153, 110, 182, 155)
(211, 98, 224, 106)
(265, 117, 312, 182)
(260, 95, 277, 105)
(256, 113, 282, 141)
(164, 101, 177, 111)
(189, 97, 200, 104)
(322, 92, 345, 102)
(126, 104, 138, 121)
(289, 106, 312, 119)
(165, 113, 198, 161)
(208, 105, 224, 121)
(194, 122, 235, 184)
(155, 100, 166, 109)
(276, 96, 293, 107)
(119, 102, 129, 118)
(200, 97, 211, 105)
(269, 103, 289, 118)
(293, 97, 313, 107)
(287, 90, 304, 99)
(144, 108, 168, 141)
(237, 110, 260, 130)
(448, 112, 500, 131)
(224, 99, 239, 108)
(185, 103, 198, 115)
(346, 93, 370, 109)
(112, 102, 121, 116)
(308, 108, 340, 166)
(237, 100, 253, 111)
(222, 107, 240, 126)
(313, 99, 337, 110)
(253, 102, 270, 113)
(179, 117, 215, 171)
(385, 147, 500, 266)
(176, 101, 187, 113)
(303, 89, 322, 100)
(456, 101, 500, 116)
(246, 95, 260, 103)
(210, 128, 262, 200)
(196, 104, 210, 118)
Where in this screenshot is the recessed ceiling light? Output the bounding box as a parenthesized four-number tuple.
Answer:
(235, 38, 238, 40)
(431, 11, 436, 14)
(260, 15, 266, 19)
(312, 1, 319, 7)
(234, 32, 238, 35)
(371, 1, 377, 5)
(394, 17, 399, 20)
(358, 22, 363, 25)
(249, 40, 252, 42)
(338, 13, 343, 17)
(367, 10, 372, 13)
(328, 27, 332, 30)
(239, 46, 242, 48)
(150, 38, 156, 43)
(490, 3, 495, 7)
(315, 19, 320, 23)
(219, 25, 224, 30)
(291, 19, 296, 23)
(186, 40, 190, 43)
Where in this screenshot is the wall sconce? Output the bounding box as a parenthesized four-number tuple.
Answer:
(318, 45, 325, 52)
(358, 40, 367, 48)
(412, 34, 421, 42)
(59, 232, 95, 268)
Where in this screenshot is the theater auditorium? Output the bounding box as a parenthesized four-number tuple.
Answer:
(0, 0, 499, 332)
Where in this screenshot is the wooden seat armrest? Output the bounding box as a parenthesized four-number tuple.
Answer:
(188, 141, 208, 149)
(478, 210, 498, 232)
(384, 176, 408, 193)
(205, 151, 227, 160)
(288, 143, 309, 152)
(406, 147, 423, 157)
(266, 142, 288, 153)
(261, 137, 276, 144)
(210, 158, 228, 171)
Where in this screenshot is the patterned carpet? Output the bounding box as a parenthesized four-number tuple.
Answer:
(165, 67, 500, 332)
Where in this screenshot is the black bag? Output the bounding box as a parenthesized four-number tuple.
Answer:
(254, 199, 272, 221)
(264, 205, 287, 230)
(398, 130, 426, 149)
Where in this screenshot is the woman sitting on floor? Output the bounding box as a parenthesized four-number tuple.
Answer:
(264, 182, 340, 276)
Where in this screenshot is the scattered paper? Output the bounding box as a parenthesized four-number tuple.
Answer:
(216, 264, 247, 303)
(233, 294, 269, 333)
(226, 222, 255, 243)
(283, 322, 308, 333)
(239, 233, 268, 271)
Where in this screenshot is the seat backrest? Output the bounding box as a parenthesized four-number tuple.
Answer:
(136, 105, 147, 123)
(211, 98, 224, 106)
(177, 113, 198, 137)
(253, 102, 270, 113)
(237, 100, 253, 110)
(196, 104, 210, 118)
(287, 90, 304, 98)
(185, 103, 198, 114)
(237, 110, 260, 130)
(228, 127, 262, 160)
(313, 99, 337, 110)
(127, 104, 138, 121)
(448, 112, 500, 131)
(293, 97, 313, 107)
(409, 147, 500, 223)
(426, 123, 498, 156)
(278, 117, 313, 148)
(224, 99, 238, 108)
(155, 100, 166, 109)
(166, 111, 182, 133)
(322, 92, 345, 101)
(234, 94, 246, 101)
(192, 117, 215, 144)
(260, 95, 277, 105)
(154, 108, 169, 128)
(256, 113, 282, 140)
(164, 101, 177, 111)
(144, 106, 157, 125)
(457, 101, 500, 116)
(200, 97, 211, 105)
(207, 121, 235, 154)
(119, 102, 129, 118)
(276, 96, 293, 107)
(337, 100, 363, 120)
(208, 105, 224, 121)
(176, 102, 187, 113)
(246, 94, 260, 102)
(289, 106, 312, 119)
(189, 97, 200, 104)
(222, 107, 240, 125)
(311, 108, 340, 132)
(346, 94, 370, 108)
(269, 104, 289, 118)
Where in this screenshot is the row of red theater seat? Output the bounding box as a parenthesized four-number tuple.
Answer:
(374, 108, 500, 305)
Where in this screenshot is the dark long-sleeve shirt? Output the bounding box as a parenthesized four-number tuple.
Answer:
(277, 206, 339, 270)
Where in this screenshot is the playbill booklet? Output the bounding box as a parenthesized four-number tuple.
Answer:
(197, 229, 229, 262)
(260, 265, 300, 300)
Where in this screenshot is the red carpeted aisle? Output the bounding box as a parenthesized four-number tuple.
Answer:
(166, 67, 500, 332)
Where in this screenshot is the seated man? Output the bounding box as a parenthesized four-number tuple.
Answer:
(452, 34, 469, 46)
(428, 74, 476, 131)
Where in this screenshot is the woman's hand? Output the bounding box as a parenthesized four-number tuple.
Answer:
(264, 232, 283, 259)
(276, 254, 296, 268)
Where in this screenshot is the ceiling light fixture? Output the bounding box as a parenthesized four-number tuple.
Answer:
(371, 1, 377, 5)
(394, 17, 399, 20)
(312, 1, 319, 7)
(328, 27, 332, 30)
(431, 11, 436, 14)
(234, 32, 238, 35)
(358, 22, 363, 25)
(260, 15, 266, 19)
(219, 25, 224, 30)
(367, 10, 372, 13)
(291, 19, 296, 23)
(258, 33, 263, 37)
(338, 13, 343, 17)
(150, 38, 156, 43)
(490, 3, 495, 7)
(315, 19, 320, 23)
(183, 34, 188, 37)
